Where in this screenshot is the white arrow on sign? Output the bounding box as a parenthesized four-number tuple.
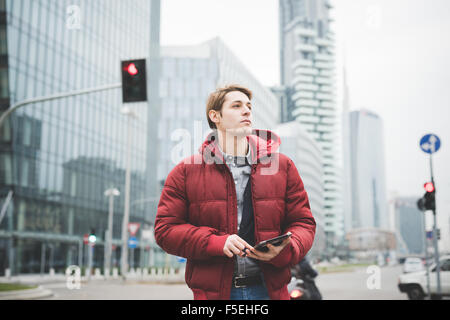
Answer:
(421, 142, 431, 151)
(128, 223, 141, 236)
(428, 135, 437, 153)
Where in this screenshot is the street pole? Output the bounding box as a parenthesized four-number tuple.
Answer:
(87, 243, 93, 281)
(78, 240, 83, 270)
(423, 213, 430, 297)
(429, 153, 441, 295)
(40, 243, 46, 276)
(0, 83, 121, 132)
(120, 107, 136, 278)
(104, 188, 120, 276)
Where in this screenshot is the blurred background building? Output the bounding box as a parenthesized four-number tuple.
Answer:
(346, 109, 389, 231)
(0, 0, 160, 275)
(277, 0, 344, 256)
(274, 121, 326, 260)
(393, 197, 426, 259)
(343, 109, 393, 262)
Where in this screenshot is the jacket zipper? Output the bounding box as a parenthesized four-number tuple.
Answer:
(222, 163, 238, 234)
(250, 164, 259, 244)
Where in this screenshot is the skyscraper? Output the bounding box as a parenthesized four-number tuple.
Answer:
(393, 197, 426, 256)
(279, 0, 343, 252)
(0, 0, 160, 275)
(348, 109, 389, 231)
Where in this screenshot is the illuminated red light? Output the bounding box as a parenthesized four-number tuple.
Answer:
(127, 63, 138, 76)
(424, 182, 435, 192)
(290, 289, 303, 299)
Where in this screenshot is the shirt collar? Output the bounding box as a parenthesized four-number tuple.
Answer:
(217, 142, 251, 166)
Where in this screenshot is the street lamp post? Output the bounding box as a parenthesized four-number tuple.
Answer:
(104, 187, 120, 276)
(120, 106, 137, 278)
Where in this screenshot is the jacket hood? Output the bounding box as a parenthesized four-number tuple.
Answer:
(198, 129, 281, 164)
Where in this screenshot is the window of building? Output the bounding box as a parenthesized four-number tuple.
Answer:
(0, 67, 8, 98)
(0, 153, 12, 184)
(20, 157, 29, 187)
(0, 27, 7, 54)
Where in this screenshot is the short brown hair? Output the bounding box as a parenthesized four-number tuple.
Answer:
(206, 84, 253, 129)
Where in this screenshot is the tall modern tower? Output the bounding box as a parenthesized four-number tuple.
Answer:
(393, 197, 426, 256)
(348, 110, 389, 231)
(279, 0, 343, 252)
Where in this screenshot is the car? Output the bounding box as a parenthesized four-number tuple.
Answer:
(402, 257, 425, 273)
(398, 255, 450, 300)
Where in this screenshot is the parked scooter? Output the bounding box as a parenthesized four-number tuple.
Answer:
(288, 276, 311, 300)
(289, 258, 322, 300)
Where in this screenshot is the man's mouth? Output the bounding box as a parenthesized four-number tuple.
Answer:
(241, 120, 251, 124)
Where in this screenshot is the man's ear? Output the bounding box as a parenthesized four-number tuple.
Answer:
(209, 109, 220, 126)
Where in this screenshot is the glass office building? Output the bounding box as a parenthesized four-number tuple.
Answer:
(347, 109, 389, 231)
(0, 0, 158, 275)
(393, 197, 426, 256)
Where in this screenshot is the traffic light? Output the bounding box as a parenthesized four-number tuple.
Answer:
(89, 228, 97, 244)
(417, 182, 436, 211)
(121, 59, 147, 103)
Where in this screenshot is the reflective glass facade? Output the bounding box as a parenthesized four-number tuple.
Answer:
(348, 110, 389, 231)
(0, 0, 155, 275)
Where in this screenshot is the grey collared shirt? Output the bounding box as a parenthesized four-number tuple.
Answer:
(218, 145, 262, 277)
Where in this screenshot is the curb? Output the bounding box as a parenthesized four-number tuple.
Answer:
(0, 285, 54, 300)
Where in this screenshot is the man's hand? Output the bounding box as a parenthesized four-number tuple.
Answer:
(245, 237, 291, 262)
(223, 234, 254, 258)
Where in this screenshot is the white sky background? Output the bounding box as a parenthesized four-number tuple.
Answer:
(161, 0, 450, 250)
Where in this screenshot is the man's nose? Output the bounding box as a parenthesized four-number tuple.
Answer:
(243, 105, 251, 114)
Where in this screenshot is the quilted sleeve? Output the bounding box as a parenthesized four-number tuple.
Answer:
(154, 161, 229, 260)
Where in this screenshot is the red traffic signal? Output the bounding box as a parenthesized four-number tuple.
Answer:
(418, 181, 436, 212)
(424, 182, 435, 193)
(121, 59, 147, 103)
(126, 63, 138, 76)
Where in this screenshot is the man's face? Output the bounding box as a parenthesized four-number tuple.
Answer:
(210, 90, 253, 137)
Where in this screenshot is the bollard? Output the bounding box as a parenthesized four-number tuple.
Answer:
(104, 268, 110, 279)
(94, 268, 102, 279)
(136, 268, 142, 279)
(112, 268, 119, 279)
(150, 267, 157, 281)
(143, 268, 149, 280)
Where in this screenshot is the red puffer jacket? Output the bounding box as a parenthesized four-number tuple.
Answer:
(154, 129, 316, 300)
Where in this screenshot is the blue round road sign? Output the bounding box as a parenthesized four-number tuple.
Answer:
(420, 134, 441, 154)
(128, 236, 138, 249)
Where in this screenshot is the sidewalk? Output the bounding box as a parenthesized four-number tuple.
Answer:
(0, 274, 65, 300)
(0, 269, 186, 299)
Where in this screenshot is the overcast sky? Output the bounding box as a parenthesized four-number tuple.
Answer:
(161, 0, 450, 250)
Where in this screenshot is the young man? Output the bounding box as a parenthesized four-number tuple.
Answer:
(154, 84, 316, 300)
